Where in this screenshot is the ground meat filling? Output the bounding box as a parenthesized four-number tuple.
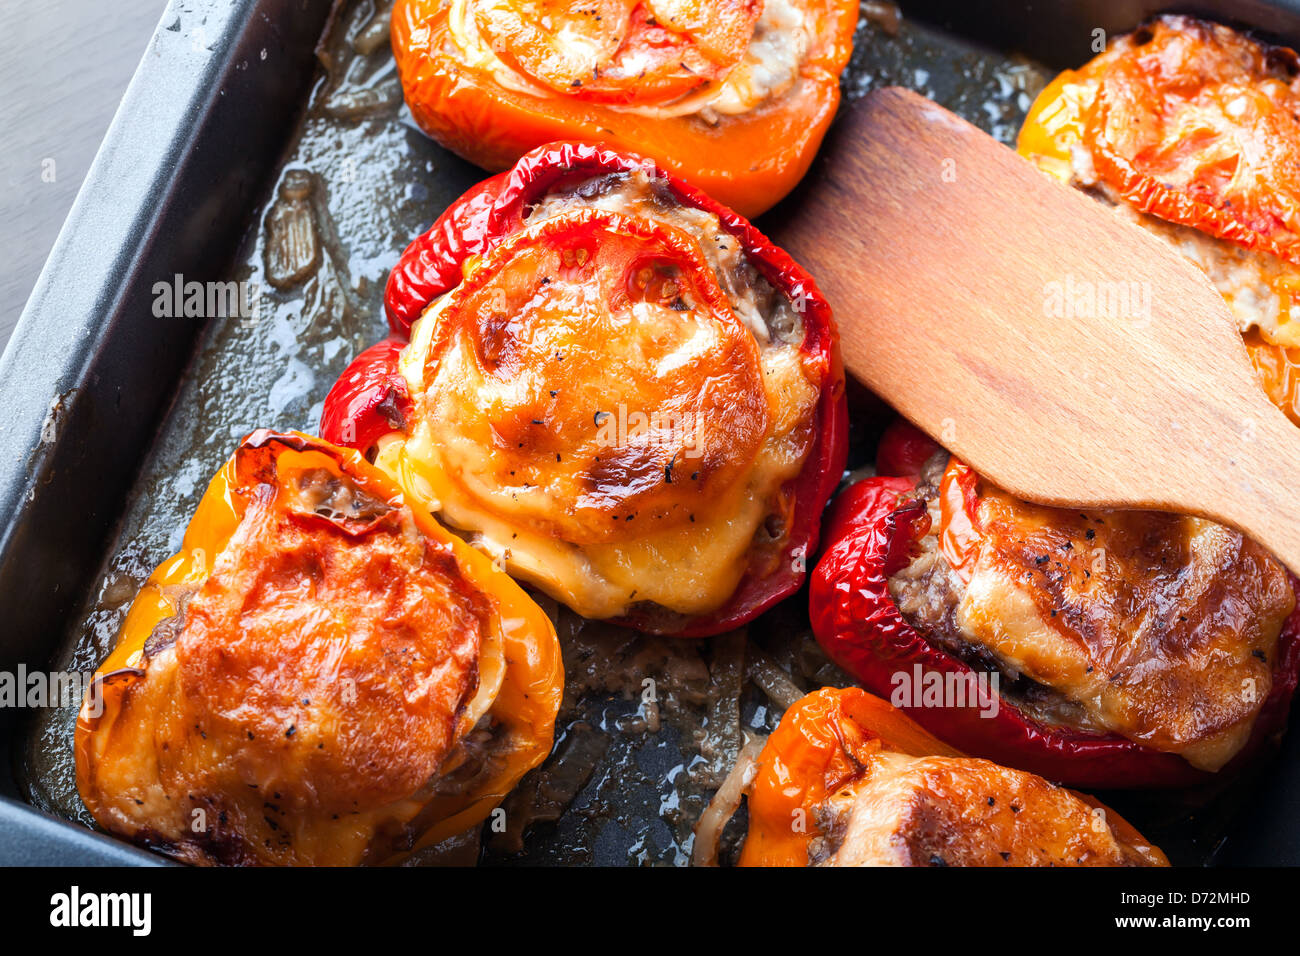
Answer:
(887, 454, 1103, 732)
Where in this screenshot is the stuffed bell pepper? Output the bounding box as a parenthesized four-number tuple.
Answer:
(809, 420, 1300, 789)
(738, 687, 1169, 866)
(76, 431, 563, 866)
(1018, 14, 1300, 424)
(390, 0, 860, 216)
(322, 142, 847, 637)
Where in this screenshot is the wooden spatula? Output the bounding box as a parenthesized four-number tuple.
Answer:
(773, 86, 1300, 577)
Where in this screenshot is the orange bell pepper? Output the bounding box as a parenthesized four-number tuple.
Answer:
(1017, 15, 1300, 426)
(75, 430, 562, 866)
(739, 686, 1169, 866)
(390, 0, 860, 217)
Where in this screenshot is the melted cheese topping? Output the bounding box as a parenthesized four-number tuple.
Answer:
(379, 173, 820, 620)
(960, 490, 1293, 770)
(890, 458, 1294, 771)
(447, 0, 809, 120)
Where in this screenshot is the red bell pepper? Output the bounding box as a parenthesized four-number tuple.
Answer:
(323, 142, 848, 637)
(810, 421, 1300, 788)
(319, 336, 412, 459)
(873, 415, 938, 480)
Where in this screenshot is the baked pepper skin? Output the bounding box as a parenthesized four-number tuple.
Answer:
(810, 423, 1300, 789)
(319, 336, 413, 457)
(324, 142, 848, 637)
(740, 686, 1169, 866)
(76, 430, 563, 865)
(390, 0, 860, 218)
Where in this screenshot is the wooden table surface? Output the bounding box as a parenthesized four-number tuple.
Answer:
(0, 0, 169, 354)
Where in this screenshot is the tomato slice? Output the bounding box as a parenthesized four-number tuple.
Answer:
(319, 336, 412, 459)
(475, 0, 761, 105)
(419, 207, 769, 545)
(1082, 17, 1300, 266)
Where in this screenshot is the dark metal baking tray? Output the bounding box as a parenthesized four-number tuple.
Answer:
(2, 0, 1299, 866)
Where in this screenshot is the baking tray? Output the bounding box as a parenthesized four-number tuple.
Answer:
(3, 0, 1300, 866)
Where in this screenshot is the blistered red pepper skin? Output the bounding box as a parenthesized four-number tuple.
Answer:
(810, 475, 1300, 789)
(319, 336, 411, 454)
(874, 417, 940, 480)
(334, 141, 848, 638)
(822, 473, 914, 543)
